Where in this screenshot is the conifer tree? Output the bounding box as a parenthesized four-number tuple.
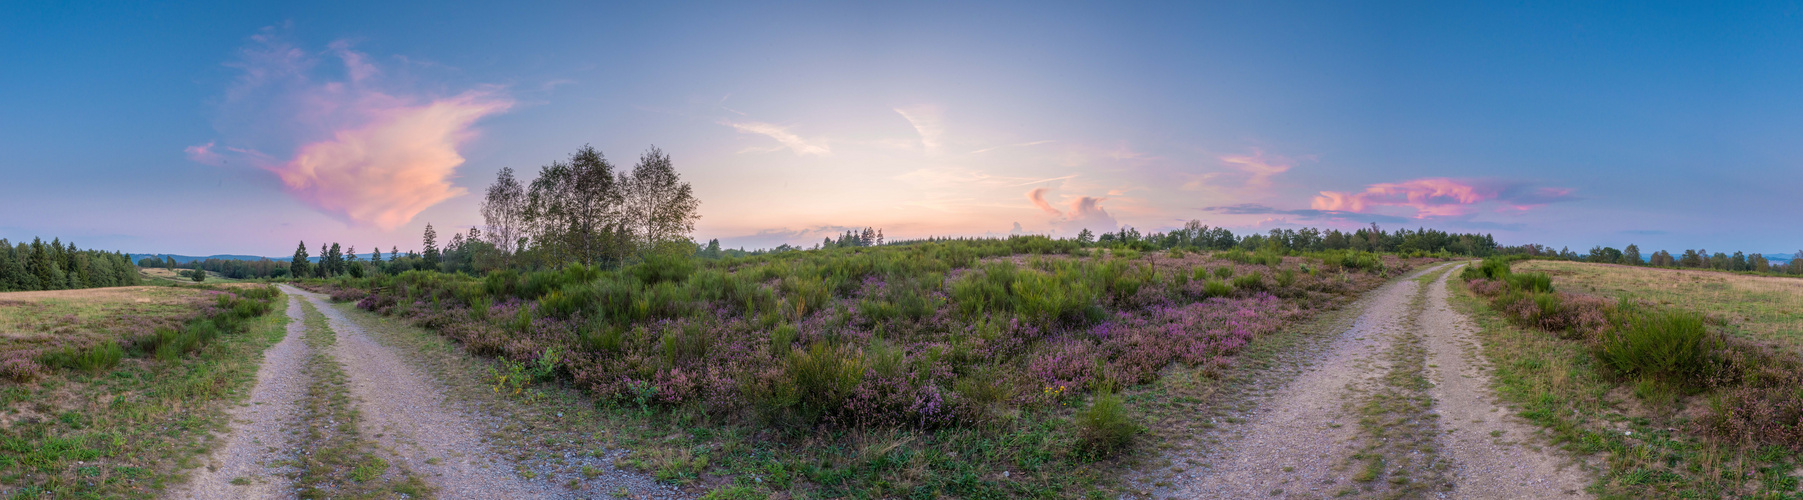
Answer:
(291, 241, 311, 279)
(423, 223, 440, 263)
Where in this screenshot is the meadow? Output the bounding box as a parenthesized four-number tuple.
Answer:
(0, 285, 281, 498)
(305, 237, 1433, 496)
(1455, 258, 1803, 498)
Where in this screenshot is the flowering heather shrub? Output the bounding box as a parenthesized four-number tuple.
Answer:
(332, 242, 1415, 431)
(1, 353, 42, 382)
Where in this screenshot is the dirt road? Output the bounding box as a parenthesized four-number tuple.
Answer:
(171, 286, 680, 499)
(173, 294, 311, 499)
(1168, 263, 1590, 499)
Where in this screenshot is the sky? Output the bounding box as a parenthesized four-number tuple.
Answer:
(3, 1, 1801, 257)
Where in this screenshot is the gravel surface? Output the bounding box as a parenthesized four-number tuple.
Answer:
(1174, 264, 1444, 498)
(171, 294, 310, 500)
(1421, 265, 1589, 499)
(284, 286, 683, 499)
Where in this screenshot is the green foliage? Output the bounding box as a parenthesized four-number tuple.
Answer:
(1074, 389, 1139, 456)
(1201, 279, 1233, 298)
(1212, 266, 1234, 279)
(39, 341, 123, 371)
(1505, 272, 1553, 293)
(1231, 271, 1265, 292)
(1600, 303, 1714, 384)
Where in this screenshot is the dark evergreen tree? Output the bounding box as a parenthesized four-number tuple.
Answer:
(291, 241, 311, 279)
(423, 223, 440, 263)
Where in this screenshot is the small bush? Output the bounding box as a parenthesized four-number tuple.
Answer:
(1275, 269, 1297, 288)
(1599, 304, 1714, 385)
(1201, 279, 1233, 298)
(1213, 267, 1234, 279)
(41, 342, 124, 371)
(1075, 389, 1139, 456)
(1506, 272, 1553, 293)
(1232, 271, 1265, 291)
(1, 355, 43, 382)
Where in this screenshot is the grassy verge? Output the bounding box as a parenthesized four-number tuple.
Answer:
(289, 300, 430, 499)
(1449, 264, 1803, 498)
(0, 288, 285, 498)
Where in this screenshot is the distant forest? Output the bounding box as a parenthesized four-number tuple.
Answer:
(0, 237, 140, 292)
(1530, 244, 1803, 275)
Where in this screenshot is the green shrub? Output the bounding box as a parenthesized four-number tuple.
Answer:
(1213, 267, 1234, 279)
(1113, 249, 1141, 260)
(1167, 248, 1187, 258)
(1275, 269, 1297, 288)
(786, 342, 864, 420)
(769, 324, 797, 355)
(1075, 389, 1139, 456)
(632, 253, 696, 284)
(1202, 279, 1232, 298)
(1232, 271, 1265, 292)
(1506, 272, 1553, 293)
(40, 341, 124, 371)
(1600, 304, 1714, 385)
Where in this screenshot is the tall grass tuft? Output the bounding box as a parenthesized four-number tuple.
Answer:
(40, 341, 124, 371)
(1599, 302, 1713, 385)
(1075, 389, 1139, 456)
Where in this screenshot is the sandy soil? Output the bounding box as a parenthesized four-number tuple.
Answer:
(1422, 264, 1589, 499)
(170, 294, 310, 499)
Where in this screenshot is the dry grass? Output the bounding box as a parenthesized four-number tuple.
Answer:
(0, 287, 208, 356)
(1514, 261, 1803, 353)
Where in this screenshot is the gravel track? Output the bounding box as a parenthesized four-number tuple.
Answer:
(172, 294, 309, 500)
(1422, 265, 1589, 499)
(1175, 264, 1445, 498)
(281, 285, 683, 499)
(285, 286, 556, 498)
(1165, 263, 1593, 499)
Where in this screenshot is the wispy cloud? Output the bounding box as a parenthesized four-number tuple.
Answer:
(1216, 151, 1292, 189)
(192, 28, 514, 230)
(1310, 178, 1574, 218)
(970, 140, 1053, 154)
(184, 142, 224, 166)
(724, 121, 831, 156)
(894, 105, 945, 154)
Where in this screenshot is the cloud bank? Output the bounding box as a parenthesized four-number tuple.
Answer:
(1311, 178, 1573, 218)
(188, 28, 513, 230)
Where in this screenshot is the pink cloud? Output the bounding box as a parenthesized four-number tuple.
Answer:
(185, 142, 224, 166)
(195, 30, 513, 230)
(271, 91, 511, 230)
(1025, 188, 1119, 234)
(1311, 177, 1572, 218)
(1216, 151, 1293, 189)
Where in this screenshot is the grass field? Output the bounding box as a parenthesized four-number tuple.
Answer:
(1516, 260, 1803, 353)
(0, 286, 284, 498)
(1455, 260, 1803, 498)
(138, 268, 249, 286)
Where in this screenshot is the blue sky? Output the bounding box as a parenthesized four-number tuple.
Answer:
(2, 1, 1800, 256)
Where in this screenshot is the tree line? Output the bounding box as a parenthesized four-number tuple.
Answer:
(137, 256, 288, 279)
(1553, 244, 1803, 274)
(285, 144, 702, 278)
(0, 237, 140, 292)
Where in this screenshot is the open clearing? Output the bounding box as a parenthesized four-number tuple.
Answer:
(1515, 260, 1803, 352)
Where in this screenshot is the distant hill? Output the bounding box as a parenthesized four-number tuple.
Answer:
(1767, 253, 1796, 264)
(130, 253, 286, 264)
(129, 253, 389, 264)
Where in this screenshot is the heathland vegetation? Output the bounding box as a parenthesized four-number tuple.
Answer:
(269, 145, 1553, 496)
(0, 284, 282, 498)
(1455, 257, 1803, 497)
(0, 238, 139, 292)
